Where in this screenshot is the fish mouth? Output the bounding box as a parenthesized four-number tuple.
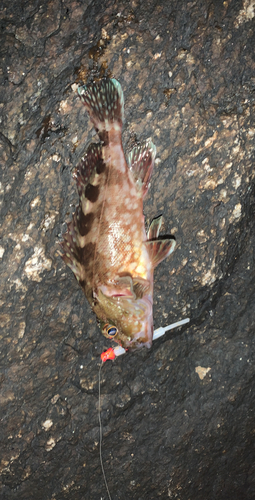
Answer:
(99, 284, 134, 298)
(111, 292, 132, 297)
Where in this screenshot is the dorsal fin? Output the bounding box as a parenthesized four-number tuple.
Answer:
(144, 239, 176, 268)
(127, 141, 156, 196)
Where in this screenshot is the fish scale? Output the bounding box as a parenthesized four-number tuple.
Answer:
(61, 78, 176, 350)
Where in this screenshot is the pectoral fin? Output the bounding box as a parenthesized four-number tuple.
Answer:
(133, 278, 150, 298)
(144, 239, 176, 268)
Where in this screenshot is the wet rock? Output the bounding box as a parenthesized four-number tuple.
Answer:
(0, 0, 254, 499)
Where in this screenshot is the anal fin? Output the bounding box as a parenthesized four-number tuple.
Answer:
(128, 141, 156, 196)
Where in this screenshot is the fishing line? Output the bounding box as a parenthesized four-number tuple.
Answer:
(98, 318, 190, 497)
(98, 361, 112, 500)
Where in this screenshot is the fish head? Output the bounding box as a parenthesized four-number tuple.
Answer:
(94, 280, 153, 349)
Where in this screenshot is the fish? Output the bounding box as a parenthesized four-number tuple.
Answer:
(61, 78, 176, 350)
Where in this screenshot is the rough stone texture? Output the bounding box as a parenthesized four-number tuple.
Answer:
(0, 0, 255, 499)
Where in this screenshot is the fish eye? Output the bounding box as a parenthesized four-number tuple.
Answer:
(103, 323, 118, 338)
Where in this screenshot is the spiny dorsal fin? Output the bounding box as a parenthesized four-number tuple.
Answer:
(78, 79, 124, 132)
(147, 215, 163, 240)
(60, 221, 84, 282)
(127, 141, 156, 196)
(144, 238, 176, 268)
(61, 142, 107, 282)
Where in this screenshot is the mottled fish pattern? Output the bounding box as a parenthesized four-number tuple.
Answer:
(61, 79, 176, 350)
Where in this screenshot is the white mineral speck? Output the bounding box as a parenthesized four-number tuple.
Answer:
(42, 419, 53, 431)
(23, 245, 52, 282)
(18, 322, 26, 339)
(229, 203, 242, 223)
(195, 366, 211, 380)
(30, 196, 40, 208)
(232, 175, 241, 190)
(46, 437, 56, 451)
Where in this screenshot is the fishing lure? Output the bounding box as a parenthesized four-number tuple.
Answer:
(61, 78, 176, 350)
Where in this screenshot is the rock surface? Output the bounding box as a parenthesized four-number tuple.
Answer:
(0, 0, 254, 499)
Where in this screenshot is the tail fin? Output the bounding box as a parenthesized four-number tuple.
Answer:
(78, 79, 124, 132)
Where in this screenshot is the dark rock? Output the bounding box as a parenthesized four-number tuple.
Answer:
(0, 0, 254, 499)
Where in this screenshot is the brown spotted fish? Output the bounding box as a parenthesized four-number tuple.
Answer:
(61, 79, 176, 350)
